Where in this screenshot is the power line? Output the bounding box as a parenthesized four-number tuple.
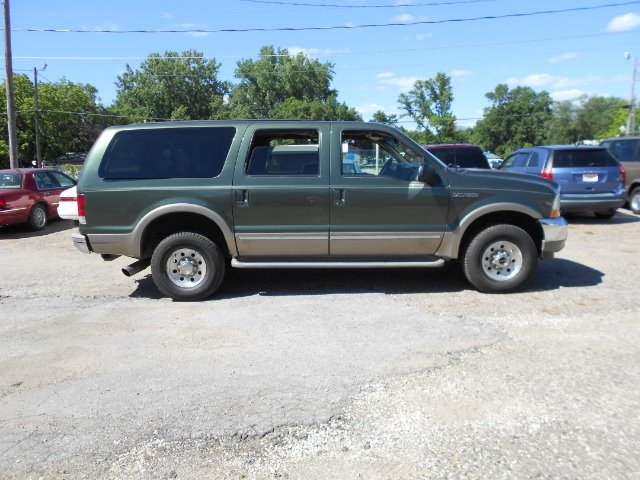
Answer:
(239, 0, 497, 8)
(10, 31, 640, 62)
(12, 1, 640, 34)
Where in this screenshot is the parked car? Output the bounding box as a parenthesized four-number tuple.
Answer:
(600, 136, 640, 214)
(57, 186, 79, 221)
(499, 146, 626, 219)
(422, 143, 491, 169)
(0, 168, 76, 230)
(71, 120, 567, 300)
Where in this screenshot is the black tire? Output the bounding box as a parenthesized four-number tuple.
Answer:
(594, 209, 616, 219)
(629, 187, 640, 215)
(27, 203, 48, 231)
(150, 232, 226, 301)
(463, 224, 537, 293)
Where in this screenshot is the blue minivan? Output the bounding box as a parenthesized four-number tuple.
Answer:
(499, 146, 626, 219)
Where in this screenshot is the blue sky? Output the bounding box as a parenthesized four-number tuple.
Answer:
(6, 0, 640, 127)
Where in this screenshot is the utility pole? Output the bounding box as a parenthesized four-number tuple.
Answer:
(3, 0, 19, 168)
(625, 53, 637, 136)
(33, 65, 46, 168)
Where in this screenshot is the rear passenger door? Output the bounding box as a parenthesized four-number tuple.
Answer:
(232, 125, 331, 257)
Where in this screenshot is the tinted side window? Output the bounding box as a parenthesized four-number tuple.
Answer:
(553, 149, 618, 168)
(428, 148, 455, 166)
(245, 129, 319, 176)
(526, 152, 541, 168)
(342, 130, 424, 181)
(501, 152, 529, 169)
(454, 148, 489, 168)
(99, 127, 235, 179)
(605, 139, 639, 163)
(34, 172, 58, 189)
(49, 171, 75, 187)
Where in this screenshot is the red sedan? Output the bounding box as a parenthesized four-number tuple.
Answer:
(0, 168, 77, 231)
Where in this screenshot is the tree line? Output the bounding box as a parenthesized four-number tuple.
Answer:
(1, 46, 636, 168)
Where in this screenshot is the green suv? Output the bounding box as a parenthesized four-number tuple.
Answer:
(72, 121, 567, 300)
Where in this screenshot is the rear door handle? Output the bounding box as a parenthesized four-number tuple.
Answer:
(332, 188, 346, 206)
(235, 189, 249, 207)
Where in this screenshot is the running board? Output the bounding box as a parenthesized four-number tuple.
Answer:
(230, 258, 445, 269)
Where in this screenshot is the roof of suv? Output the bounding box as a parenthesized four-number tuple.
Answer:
(422, 143, 480, 150)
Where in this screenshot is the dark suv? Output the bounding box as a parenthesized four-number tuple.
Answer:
(600, 136, 640, 214)
(422, 143, 491, 169)
(499, 145, 626, 219)
(71, 121, 567, 300)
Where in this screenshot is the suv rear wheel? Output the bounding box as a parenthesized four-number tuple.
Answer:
(463, 224, 537, 293)
(151, 232, 226, 301)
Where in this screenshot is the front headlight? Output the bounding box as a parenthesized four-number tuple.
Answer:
(550, 192, 561, 218)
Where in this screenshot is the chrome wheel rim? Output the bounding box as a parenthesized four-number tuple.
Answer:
(631, 192, 640, 212)
(32, 207, 46, 228)
(481, 240, 523, 282)
(166, 247, 207, 289)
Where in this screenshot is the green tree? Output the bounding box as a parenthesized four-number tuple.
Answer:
(270, 96, 361, 121)
(474, 84, 552, 157)
(229, 46, 348, 119)
(398, 72, 457, 142)
(113, 50, 229, 121)
(1, 74, 108, 168)
(575, 96, 627, 140)
(546, 100, 579, 144)
(370, 110, 399, 126)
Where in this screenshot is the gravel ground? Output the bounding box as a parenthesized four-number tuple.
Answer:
(1, 211, 639, 479)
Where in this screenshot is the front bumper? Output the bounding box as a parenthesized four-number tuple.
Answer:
(539, 217, 568, 259)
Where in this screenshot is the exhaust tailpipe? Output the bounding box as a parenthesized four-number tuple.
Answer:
(122, 258, 151, 277)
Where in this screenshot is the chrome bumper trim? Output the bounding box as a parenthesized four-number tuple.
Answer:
(72, 232, 91, 254)
(539, 217, 568, 254)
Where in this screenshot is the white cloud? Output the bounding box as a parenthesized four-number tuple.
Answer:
(606, 12, 640, 32)
(355, 103, 393, 115)
(287, 47, 349, 58)
(415, 32, 432, 41)
(507, 73, 601, 89)
(82, 22, 120, 32)
(393, 14, 414, 23)
(161, 12, 173, 19)
(551, 89, 606, 104)
(171, 23, 210, 37)
(549, 52, 578, 64)
(375, 72, 396, 79)
(378, 74, 421, 92)
(451, 69, 472, 78)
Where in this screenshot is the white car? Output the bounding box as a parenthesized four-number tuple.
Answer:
(57, 186, 79, 221)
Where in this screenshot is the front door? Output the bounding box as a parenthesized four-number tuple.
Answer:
(329, 128, 449, 257)
(232, 125, 331, 258)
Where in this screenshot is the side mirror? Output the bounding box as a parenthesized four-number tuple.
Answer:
(417, 163, 442, 186)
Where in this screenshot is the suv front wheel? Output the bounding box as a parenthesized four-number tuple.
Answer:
(463, 224, 537, 293)
(151, 232, 226, 301)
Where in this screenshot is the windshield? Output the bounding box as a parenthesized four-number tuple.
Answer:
(0, 173, 22, 189)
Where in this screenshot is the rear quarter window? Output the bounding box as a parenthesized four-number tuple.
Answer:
(552, 149, 618, 168)
(98, 127, 235, 179)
